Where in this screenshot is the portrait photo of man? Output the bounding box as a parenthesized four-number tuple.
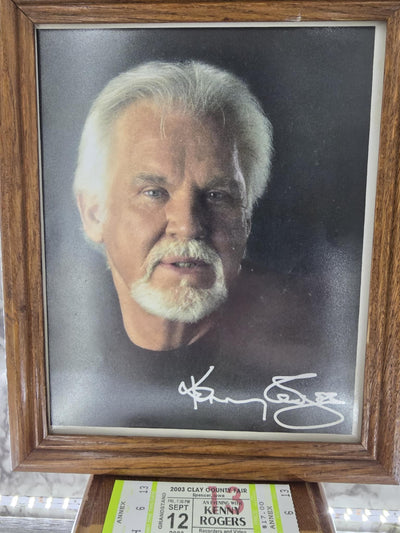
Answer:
(39, 25, 381, 436)
(74, 61, 272, 352)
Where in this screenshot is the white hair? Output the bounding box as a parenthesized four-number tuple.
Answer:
(130, 239, 227, 323)
(73, 61, 273, 216)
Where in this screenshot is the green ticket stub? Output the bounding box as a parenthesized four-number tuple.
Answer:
(102, 481, 299, 533)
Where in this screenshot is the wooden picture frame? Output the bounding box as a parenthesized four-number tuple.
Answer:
(1, 0, 399, 484)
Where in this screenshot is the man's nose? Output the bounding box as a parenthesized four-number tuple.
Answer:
(165, 189, 206, 240)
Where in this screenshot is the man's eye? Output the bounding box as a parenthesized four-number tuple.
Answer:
(143, 188, 168, 200)
(207, 190, 228, 202)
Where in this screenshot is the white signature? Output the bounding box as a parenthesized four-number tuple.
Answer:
(178, 366, 345, 430)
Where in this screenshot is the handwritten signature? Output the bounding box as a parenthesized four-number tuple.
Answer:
(178, 366, 345, 430)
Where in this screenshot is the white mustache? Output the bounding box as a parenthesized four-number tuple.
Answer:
(131, 239, 228, 323)
(142, 240, 220, 281)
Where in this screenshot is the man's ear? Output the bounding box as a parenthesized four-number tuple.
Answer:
(76, 193, 105, 243)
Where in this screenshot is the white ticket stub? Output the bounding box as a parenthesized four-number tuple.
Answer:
(102, 481, 299, 533)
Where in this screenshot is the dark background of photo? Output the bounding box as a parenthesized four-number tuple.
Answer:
(37, 25, 376, 433)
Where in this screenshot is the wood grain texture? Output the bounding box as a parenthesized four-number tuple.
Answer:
(1, 0, 400, 483)
(373, 9, 400, 485)
(15, 455, 391, 483)
(15, 1, 400, 24)
(72, 476, 335, 533)
(0, 0, 47, 468)
(361, 8, 400, 482)
(38, 435, 372, 459)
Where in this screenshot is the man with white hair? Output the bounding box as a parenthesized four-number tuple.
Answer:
(52, 60, 348, 433)
(74, 60, 273, 351)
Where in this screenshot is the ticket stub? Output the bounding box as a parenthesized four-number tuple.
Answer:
(102, 481, 299, 533)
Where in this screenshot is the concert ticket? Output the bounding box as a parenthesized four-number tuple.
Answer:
(102, 480, 299, 533)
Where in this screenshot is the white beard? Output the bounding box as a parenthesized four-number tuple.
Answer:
(130, 240, 227, 323)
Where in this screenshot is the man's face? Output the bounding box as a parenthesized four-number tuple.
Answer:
(99, 100, 250, 320)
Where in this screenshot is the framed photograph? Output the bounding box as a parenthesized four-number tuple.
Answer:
(1, 0, 399, 483)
